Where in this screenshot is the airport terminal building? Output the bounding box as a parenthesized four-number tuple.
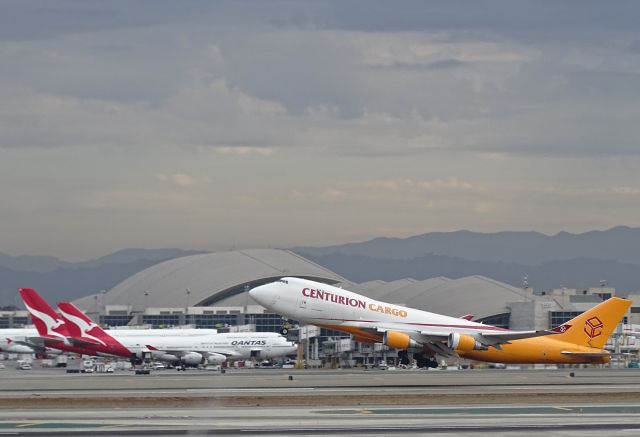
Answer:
(59, 249, 639, 366)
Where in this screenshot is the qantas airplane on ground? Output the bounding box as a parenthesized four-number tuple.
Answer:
(250, 277, 631, 366)
(20, 288, 297, 366)
(57, 301, 297, 366)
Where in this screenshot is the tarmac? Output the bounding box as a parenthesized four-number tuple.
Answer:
(1, 366, 639, 435)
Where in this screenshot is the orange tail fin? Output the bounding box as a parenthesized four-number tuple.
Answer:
(552, 297, 631, 349)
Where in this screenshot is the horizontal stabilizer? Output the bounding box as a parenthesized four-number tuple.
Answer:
(561, 351, 610, 358)
(481, 330, 557, 343)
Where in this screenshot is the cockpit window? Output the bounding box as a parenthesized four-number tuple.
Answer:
(277, 279, 288, 284)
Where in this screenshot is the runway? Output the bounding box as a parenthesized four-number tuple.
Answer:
(1, 367, 639, 435)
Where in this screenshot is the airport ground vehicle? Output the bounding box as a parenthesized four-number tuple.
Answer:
(16, 359, 32, 370)
(250, 277, 631, 366)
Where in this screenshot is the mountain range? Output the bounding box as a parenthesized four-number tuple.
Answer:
(0, 249, 204, 308)
(293, 226, 640, 295)
(2, 226, 640, 307)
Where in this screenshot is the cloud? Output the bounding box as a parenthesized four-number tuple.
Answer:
(2, 1, 640, 259)
(215, 147, 276, 156)
(156, 173, 199, 188)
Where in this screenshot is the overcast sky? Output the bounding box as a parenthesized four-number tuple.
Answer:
(2, 0, 640, 261)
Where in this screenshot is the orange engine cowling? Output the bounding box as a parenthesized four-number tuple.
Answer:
(383, 331, 419, 350)
(447, 333, 487, 352)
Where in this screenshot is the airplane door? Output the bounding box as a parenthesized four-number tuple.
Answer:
(298, 295, 307, 310)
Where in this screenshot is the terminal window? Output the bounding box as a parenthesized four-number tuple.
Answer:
(142, 314, 181, 328)
(187, 314, 238, 329)
(475, 313, 510, 329)
(550, 311, 581, 328)
(100, 315, 133, 327)
(11, 316, 29, 328)
(252, 313, 285, 332)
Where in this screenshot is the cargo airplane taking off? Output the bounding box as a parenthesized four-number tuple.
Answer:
(250, 277, 631, 366)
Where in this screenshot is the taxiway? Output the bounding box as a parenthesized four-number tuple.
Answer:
(0, 367, 638, 435)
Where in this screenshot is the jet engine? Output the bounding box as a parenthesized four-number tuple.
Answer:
(181, 352, 204, 366)
(447, 333, 487, 351)
(156, 353, 180, 363)
(206, 352, 227, 365)
(383, 331, 419, 350)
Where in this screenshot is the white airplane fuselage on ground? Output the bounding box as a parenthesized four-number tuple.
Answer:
(115, 331, 297, 365)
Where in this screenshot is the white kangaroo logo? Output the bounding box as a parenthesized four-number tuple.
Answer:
(24, 303, 66, 339)
(58, 308, 107, 347)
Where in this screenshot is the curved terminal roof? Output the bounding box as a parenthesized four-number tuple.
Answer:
(355, 275, 528, 320)
(363, 277, 451, 303)
(74, 249, 531, 324)
(75, 249, 348, 311)
(352, 278, 418, 299)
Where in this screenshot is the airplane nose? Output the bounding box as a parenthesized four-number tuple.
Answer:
(249, 283, 277, 307)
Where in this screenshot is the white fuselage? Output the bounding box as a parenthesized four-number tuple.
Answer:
(1, 327, 295, 362)
(250, 277, 507, 337)
(0, 329, 40, 354)
(114, 331, 297, 362)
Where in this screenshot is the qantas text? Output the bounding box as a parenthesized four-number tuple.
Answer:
(231, 340, 267, 346)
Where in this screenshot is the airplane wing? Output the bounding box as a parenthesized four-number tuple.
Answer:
(8, 338, 41, 349)
(200, 349, 242, 358)
(145, 345, 241, 359)
(26, 336, 49, 346)
(68, 337, 103, 347)
(337, 320, 559, 356)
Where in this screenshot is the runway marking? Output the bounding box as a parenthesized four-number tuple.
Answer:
(315, 404, 640, 416)
(0, 422, 115, 429)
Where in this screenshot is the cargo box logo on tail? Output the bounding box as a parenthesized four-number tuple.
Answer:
(584, 316, 603, 339)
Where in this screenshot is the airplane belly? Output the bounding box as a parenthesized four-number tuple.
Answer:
(460, 338, 607, 364)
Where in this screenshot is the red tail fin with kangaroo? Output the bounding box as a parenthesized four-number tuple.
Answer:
(19, 288, 69, 340)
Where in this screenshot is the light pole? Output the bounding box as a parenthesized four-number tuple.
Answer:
(185, 288, 191, 326)
(144, 290, 151, 310)
(100, 290, 106, 321)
